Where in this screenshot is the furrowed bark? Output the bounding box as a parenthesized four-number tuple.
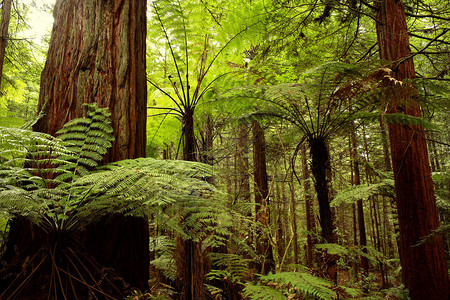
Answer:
(6, 0, 149, 291)
(374, 0, 449, 297)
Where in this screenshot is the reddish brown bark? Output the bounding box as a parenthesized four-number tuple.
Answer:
(4, 0, 149, 292)
(237, 124, 251, 202)
(0, 0, 11, 88)
(252, 120, 275, 274)
(375, 0, 449, 297)
(35, 0, 147, 162)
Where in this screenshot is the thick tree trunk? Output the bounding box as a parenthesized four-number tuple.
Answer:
(0, 0, 11, 88)
(35, 0, 147, 161)
(4, 0, 149, 292)
(375, 0, 449, 297)
(252, 120, 275, 275)
(308, 137, 335, 243)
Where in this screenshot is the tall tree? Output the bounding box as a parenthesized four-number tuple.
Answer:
(374, 0, 449, 297)
(4, 0, 149, 291)
(349, 124, 369, 278)
(252, 120, 275, 274)
(0, 0, 11, 88)
(301, 143, 314, 267)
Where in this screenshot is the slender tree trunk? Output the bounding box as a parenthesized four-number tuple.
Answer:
(379, 119, 392, 172)
(201, 116, 214, 166)
(374, 0, 449, 297)
(0, 0, 11, 88)
(289, 162, 299, 265)
(380, 119, 399, 255)
(252, 120, 275, 275)
(301, 143, 314, 267)
(350, 129, 369, 277)
(237, 124, 251, 203)
(308, 137, 335, 243)
(225, 151, 233, 203)
(175, 109, 204, 300)
(4, 0, 149, 291)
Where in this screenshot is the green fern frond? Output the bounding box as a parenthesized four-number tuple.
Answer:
(150, 235, 176, 281)
(207, 253, 251, 284)
(383, 113, 436, 129)
(244, 270, 363, 300)
(263, 272, 336, 300)
(243, 284, 286, 300)
(315, 243, 350, 256)
(55, 104, 114, 179)
(332, 179, 395, 207)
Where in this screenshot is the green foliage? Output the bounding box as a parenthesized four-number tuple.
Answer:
(243, 284, 286, 300)
(0, 2, 47, 124)
(56, 104, 114, 179)
(221, 62, 377, 140)
(0, 104, 224, 233)
(150, 236, 176, 281)
(243, 271, 363, 300)
(207, 253, 251, 284)
(0, 103, 234, 297)
(332, 179, 395, 207)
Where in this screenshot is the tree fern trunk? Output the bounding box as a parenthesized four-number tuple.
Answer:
(3, 0, 149, 292)
(375, 0, 449, 297)
(175, 109, 204, 300)
(308, 137, 335, 243)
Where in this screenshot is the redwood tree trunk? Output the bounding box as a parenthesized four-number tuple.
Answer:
(375, 0, 449, 297)
(6, 0, 149, 291)
(0, 0, 11, 87)
(35, 0, 147, 160)
(237, 124, 251, 202)
(252, 120, 275, 275)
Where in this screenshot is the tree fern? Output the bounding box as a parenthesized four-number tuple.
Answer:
(0, 103, 231, 298)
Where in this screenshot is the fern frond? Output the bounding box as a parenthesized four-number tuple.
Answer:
(332, 179, 395, 207)
(207, 253, 251, 284)
(243, 284, 286, 300)
(55, 104, 114, 179)
(244, 269, 363, 300)
(150, 235, 176, 281)
(262, 272, 336, 300)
